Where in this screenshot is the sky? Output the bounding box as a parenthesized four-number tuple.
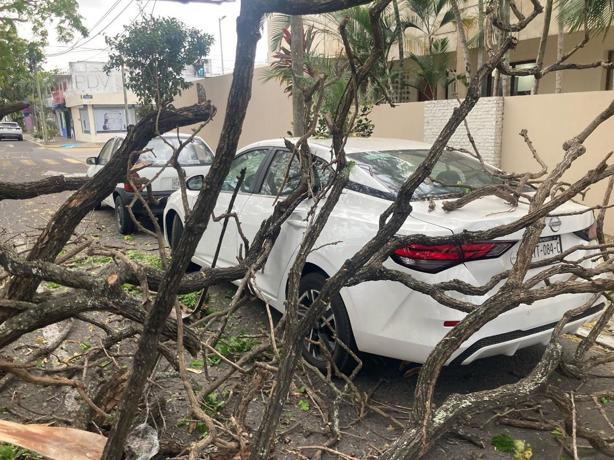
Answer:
(39, 0, 269, 74)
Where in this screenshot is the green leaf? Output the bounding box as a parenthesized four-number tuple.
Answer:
(297, 399, 310, 412)
(491, 434, 516, 453)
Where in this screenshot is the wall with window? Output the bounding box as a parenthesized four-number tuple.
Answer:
(65, 90, 139, 143)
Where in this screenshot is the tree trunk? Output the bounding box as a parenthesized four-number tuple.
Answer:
(500, 0, 511, 96)
(555, 3, 564, 93)
(477, 0, 485, 95)
(0, 102, 28, 120)
(392, 0, 405, 101)
(291, 15, 306, 137)
(101, 6, 263, 458)
(532, 0, 553, 94)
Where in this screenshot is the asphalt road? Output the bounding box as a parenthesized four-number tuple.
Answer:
(0, 139, 95, 237)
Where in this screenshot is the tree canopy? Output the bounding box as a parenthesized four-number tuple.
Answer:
(105, 16, 214, 107)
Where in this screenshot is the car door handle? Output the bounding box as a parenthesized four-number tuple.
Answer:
(288, 211, 308, 228)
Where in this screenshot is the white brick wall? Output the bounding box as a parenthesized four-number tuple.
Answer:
(423, 97, 504, 167)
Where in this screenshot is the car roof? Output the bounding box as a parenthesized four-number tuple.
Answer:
(242, 137, 433, 154)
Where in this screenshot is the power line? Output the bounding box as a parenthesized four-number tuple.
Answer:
(46, 0, 136, 57)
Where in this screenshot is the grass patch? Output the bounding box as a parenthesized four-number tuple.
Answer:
(127, 250, 163, 270)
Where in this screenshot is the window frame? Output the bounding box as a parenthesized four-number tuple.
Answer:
(510, 60, 536, 96)
(97, 138, 118, 165)
(221, 147, 273, 195)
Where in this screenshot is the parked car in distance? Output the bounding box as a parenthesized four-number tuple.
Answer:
(87, 133, 214, 234)
(164, 137, 604, 372)
(0, 122, 23, 141)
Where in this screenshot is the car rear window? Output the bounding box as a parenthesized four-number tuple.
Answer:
(349, 149, 502, 199)
(0, 122, 19, 128)
(139, 137, 214, 166)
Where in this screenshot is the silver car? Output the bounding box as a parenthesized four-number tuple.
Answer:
(0, 122, 23, 141)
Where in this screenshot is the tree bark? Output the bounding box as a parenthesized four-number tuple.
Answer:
(0, 102, 28, 119)
(101, 5, 263, 458)
(532, 0, 553, 94)
(392, 0, 405, 101)
(0, 176, 88, 201)
(291, 15, 306, 137)
(555, 3, 565, 93)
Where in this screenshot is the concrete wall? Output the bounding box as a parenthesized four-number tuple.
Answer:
(501, 90, 614, 233)
(174, 67, 292, 151)
(174, 71, 613, 232)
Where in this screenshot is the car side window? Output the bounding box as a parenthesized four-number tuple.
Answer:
(261, 150, 332, 196)
(221, 149, 269, 193)
(98, 139, 117, 165)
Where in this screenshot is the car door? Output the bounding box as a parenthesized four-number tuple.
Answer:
(87, 138, 118, 207)
(239, 148, 328, 302)
(194, 147, 271, 268)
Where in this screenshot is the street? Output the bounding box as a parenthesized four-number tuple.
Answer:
(0, 139, 91, 234)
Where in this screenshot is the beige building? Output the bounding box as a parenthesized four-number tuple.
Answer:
(63, 62, 139, 143)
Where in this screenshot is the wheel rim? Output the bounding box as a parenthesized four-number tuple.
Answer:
(298, 288, 337, 361)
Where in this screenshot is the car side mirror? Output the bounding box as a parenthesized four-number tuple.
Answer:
(86, 157, 97, 165)
(186, 175, 205, 191)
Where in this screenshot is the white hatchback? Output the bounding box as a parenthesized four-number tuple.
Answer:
(87, 133, 214, 234)
(164, 137, 604, 370)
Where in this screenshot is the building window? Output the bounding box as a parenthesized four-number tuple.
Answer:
(79, 107, 90, 133)
(607, 51, 614, 90)
(92, 106, 136, 133)
(510, 61, 536, 96)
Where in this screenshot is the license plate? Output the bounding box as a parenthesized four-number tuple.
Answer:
(533, 236, 562, 261)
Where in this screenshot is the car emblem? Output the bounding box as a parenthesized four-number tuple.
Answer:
(548, 216, 562, 233)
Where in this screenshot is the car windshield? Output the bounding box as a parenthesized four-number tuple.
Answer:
(0, 122, 19, 128)
(349, 149, 501, 199)
(139, 137, 214, 166)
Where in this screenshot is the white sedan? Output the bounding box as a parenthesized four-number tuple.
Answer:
(164, 138, 604, 371)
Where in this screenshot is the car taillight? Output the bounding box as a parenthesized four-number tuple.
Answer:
(391, 241, 514, 273)
(123, 172, 140, 192)
(574, 222, 598, 241)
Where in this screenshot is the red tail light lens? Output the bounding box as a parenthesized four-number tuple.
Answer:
(574, 222, 598, 242)
(123, 172, 140, 192)
(392, 241, 514, 273)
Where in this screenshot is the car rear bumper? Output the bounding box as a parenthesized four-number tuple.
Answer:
(0, 133, 23, 139)
(117, 189, 171, 217)
(343, 275, 606, 365)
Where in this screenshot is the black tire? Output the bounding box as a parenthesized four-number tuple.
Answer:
(169, 214, 200, 272)
(170, 214, 184, 251)
(298, 272, 359, 374)
(114, 195, 135, 235)
(93, 201, 102, 210)
(18, 136, 23, 141)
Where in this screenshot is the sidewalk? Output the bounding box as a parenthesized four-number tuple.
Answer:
(24, 134, 103, 150)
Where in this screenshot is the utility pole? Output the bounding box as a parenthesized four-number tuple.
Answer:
(218, 15, 226, 74)
(34, 69, 48, 144)
(121, 63, 130, 128)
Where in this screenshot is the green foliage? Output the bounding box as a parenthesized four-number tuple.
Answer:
(179, 291, 201, 310)
(0, 443, 42, 460)
(201, 391, 227, 416)
(0, 0, 85, 106)
(265, 5, 404, 134)
(599, 395, 611, 405)
(208, 336, 255, 366)
(105, 16, 214, 106)
(353, 105, 375, 137)
(79, 341, 92, 352)
(127, 251, 163, 270)
(491, 434, 533, 459)
(561, 0, 614, 36)
(297, 399, 310, 412)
